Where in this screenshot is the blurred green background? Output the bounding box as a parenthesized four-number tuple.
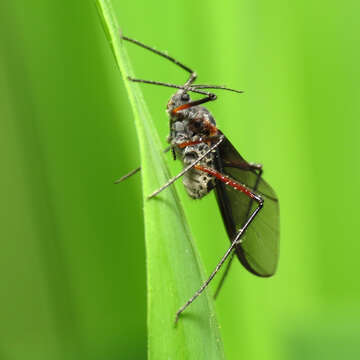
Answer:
(1, 1, 359, 359)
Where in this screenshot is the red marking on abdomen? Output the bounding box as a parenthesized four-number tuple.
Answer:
(178, 140, 203, 148)
(178, 134, 220, 149)
(194, 165, 256, 199)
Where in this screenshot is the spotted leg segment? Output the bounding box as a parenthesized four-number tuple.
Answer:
(174, 165, 264, 324)
(213, 162, 263, 299)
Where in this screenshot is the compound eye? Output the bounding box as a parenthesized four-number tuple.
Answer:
(181, 93, 190, 102)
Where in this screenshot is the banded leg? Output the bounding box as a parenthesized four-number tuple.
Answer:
(213, 250, 236, 300)
(121, 35, 243, 94)
(213, 162, 263, 299)
(174, 164, 264, 324)
(147, 136, 224, 199)
(121, 35, 197, 86)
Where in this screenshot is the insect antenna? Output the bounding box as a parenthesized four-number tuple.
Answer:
(122, 34, 245, 95)
(128, 76, 220, 96)
(192, 84, 244, 94)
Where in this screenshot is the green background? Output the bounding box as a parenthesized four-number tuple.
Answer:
(1, 1, 359, 359)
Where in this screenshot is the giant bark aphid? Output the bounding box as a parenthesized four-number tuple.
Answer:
(117, 35, 280, 323)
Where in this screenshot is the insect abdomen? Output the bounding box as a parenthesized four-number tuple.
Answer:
(182, 144, 216, 199)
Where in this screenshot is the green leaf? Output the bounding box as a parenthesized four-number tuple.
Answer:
(96, 1, 225, 359)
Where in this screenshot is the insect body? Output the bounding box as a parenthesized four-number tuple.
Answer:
(118, 35, 280, 323)
(168, 90, 218, 198)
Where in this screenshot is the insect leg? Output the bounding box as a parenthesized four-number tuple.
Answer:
(114, 166, 141, 184)
(212, 162, 263, 299)
(175, 165, 263, 324)
(121, 35, 197, 85)
(171, 93, 217, 115)
(213, 249, 236, 299)
(121, 36, 244, 95)
(147, 136, 224, 199)
(114, 145, 172, 184)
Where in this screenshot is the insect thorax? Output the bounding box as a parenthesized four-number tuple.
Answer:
(169, 107, 217, 199)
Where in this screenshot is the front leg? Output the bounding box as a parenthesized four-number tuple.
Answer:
(147, 135, 224, 199)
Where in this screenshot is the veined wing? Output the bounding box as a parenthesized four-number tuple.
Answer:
(214, 134, 279, 277)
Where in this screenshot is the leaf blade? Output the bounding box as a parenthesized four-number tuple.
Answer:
(96, 1, 225, 358)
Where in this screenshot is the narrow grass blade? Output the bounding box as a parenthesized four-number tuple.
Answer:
(96, 0, 225, 358)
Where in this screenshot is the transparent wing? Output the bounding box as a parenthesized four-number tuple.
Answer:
(214, 135, 280, 277)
